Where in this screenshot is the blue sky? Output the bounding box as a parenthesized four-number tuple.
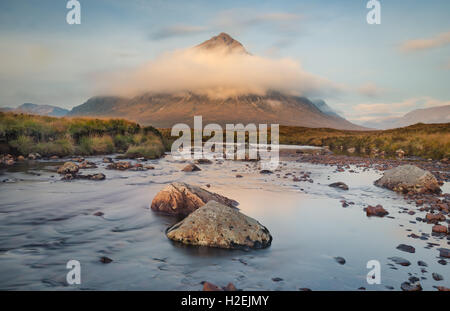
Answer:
(0, 0, 449, 124)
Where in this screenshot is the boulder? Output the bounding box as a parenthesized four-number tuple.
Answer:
(182, 163, 201, 172)
(374, 165, 441, 194)
(166, 200, 272, 249)
(57, 162, 79, 175)
(151, 182, 238, 216)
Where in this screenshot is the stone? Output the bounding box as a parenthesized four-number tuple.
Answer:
(182, 163, 201, 172)
(439, 248, 450, 258)
(401, 282, 422, 291)
(259, 170, 273, 174)
(432, 225, 448, 234)
(328, 182, 349, 191)
(426, 213, 446, 223)
(396, 244, 415, 253)
(375, 165, 441, 194)
(151, 182, 238, 216)
(366, 205, 389, 217)
(417, 260, 428, 267)
(194, 159, 213, 165)
(432, 273, 443, 281)
(107, 161, 133, 170)
(389, 257, 411, 266)
(334, 257, 346, 265)
(57, 162, 79, 175)
(100, 256, 113, 264)
(166, 200, 272, 249)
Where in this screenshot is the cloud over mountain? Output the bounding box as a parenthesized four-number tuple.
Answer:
(100, 33, 339, 99)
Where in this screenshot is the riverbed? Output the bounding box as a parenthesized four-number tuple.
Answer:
(0, 153, 448, 290)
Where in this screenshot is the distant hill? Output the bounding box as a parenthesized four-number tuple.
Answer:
(68, 33, 366, 130)
(362, 105, 450, 129)
(2, 103, 70, 117)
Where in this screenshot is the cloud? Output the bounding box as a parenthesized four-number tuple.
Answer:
(399, 31, 450, 52)
(347, 97, 450, 121)
(151, 25, 208, 40)
(357, 82, 384, 98)
(100, 45, 339, 99)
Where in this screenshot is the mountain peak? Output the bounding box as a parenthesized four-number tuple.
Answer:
(196, 32, 248, 54)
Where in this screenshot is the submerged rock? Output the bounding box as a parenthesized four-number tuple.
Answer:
(151, 182, 238, 216)
(57, 162, 79, 175)
(389, 257, 411, 266)
(328, 182, 349, 191)
(166, 200, 272, 249)
(374, 165, 441, 194)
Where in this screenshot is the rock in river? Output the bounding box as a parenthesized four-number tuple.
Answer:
(374, 165, 441, 194)
(432, 225, 448, 234)
(151, 182, 238, 217)
(166, 200, 272, 249)
(365, 205, 389, 217)
(396, 244, 415, 253)
(57, 162, 79, 175)
(182, 163, 201, 172)
(401, 282, 422, 291)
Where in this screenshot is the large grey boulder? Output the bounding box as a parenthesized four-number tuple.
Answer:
(375, 165, 441, 194)
(166, 201, 272, 249)
(151, 182, 238, 217)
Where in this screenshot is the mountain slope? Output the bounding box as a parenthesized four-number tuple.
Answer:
(69, 92, 364, 129)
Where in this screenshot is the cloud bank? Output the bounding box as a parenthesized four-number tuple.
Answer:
(102, 46, 338, 99)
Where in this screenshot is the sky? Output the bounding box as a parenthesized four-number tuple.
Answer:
(0, 0, 449, 125)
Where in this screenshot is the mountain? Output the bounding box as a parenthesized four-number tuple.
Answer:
(69, 33, 365, 130)
(69, 92, 363, 129)
(362, 105, 450, 129)
(195, 32, 248, 54)
(6, 103, 70, 117)
(311, 99, 343, 119)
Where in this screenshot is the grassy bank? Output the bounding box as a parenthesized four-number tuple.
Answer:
(160, 123, 450, 160)
(278, 123, 450, 160)
(0, 112, 166, 159)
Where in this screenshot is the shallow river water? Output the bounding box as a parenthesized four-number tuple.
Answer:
(0, 153, 448, 290)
